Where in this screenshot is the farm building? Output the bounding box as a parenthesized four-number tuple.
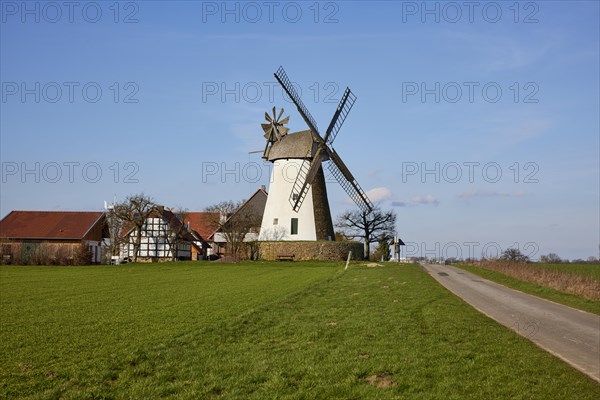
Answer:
(0, 211, 107, 264)
(187, 187, 269, 259)
(212, 187, 268, 259)
(120, 206, 210, 262)
(186, 211, 221, 259)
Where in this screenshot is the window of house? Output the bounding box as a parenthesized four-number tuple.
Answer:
(291, 218, 298, 235)
(273, 218, 278, 225)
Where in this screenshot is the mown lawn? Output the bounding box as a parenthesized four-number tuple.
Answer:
(1, 262, 598, 399)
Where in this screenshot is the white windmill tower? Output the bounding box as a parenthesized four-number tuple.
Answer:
(258, 66, 373, 241)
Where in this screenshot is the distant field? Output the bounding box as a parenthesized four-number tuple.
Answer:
(1, 262, 598, 399)
(533, 263, 600, 281)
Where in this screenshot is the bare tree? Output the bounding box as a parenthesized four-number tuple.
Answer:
(261, 226, 287, 241)
(224, 210, 262, 258)
(205, 200, 241, 257)
(204, 200, 244, 220)
(502, 248, 529, 263)
(104, 208, 128, 260)
(540, 252, 562, 264)
(204, 199, 261, 259)
(165, 208, 190, 261)
(113, 194, 156, 262)
(336, 207, 396, 260)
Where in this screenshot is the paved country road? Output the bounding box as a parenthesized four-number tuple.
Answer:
(420, 263, 600, 382)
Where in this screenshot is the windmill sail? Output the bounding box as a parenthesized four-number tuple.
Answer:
(270, 66, 373, 215)
(324, 87, 357, 145)
(326, 148, 373, 214)
(274, 66, 321, 137)
(289, 147, 326, 212)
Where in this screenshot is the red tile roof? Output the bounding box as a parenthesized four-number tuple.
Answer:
(0, 211, 105, 240)
(187, 212, 220, 239)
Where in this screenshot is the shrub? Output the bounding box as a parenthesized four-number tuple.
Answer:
(75, 244, 93, 265)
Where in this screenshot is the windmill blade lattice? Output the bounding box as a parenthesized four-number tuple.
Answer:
(274, 66, 320, 137)
(324, 87, 357, 145)
(326, 148, 373, 214)
(289, 147, 326, 212)
(269, 66, 374, 215)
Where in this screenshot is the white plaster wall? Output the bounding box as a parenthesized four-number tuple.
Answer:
(259, 159, 317, 241)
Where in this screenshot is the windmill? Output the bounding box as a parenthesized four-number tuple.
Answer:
(258, 66, 373, 241)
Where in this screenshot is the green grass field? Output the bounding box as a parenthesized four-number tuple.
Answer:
(1, 262, 598, 399)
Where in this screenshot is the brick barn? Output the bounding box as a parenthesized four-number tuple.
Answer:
(0, 211, 107, 265)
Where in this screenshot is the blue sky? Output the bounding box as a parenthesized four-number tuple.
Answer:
(1, 1, 598, 260)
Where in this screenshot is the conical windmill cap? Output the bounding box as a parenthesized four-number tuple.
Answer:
(265, 130, 328, 162)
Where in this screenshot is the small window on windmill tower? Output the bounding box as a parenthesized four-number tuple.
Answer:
(273, 218, 278, 225)
(291, 218, 298, 235)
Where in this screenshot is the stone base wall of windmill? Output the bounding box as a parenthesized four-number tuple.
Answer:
(258, 241, 364, 261)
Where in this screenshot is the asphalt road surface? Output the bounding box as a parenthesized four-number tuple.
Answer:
(421, 263, 600, 382)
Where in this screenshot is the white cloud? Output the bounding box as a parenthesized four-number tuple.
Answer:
(368, 168, 382, 178)
(365, 187, 393, 203)
(411, 195, 439, 206)
(391, 194, 440, 207)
